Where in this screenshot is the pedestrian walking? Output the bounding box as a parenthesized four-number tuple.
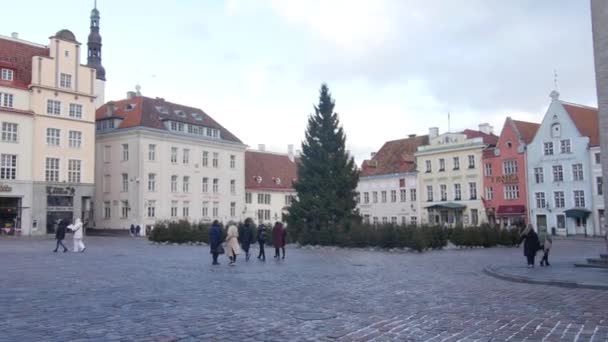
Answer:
(240, 218, 255, 261)
(257, 223, 267, 261)
(226, 223, 241, 266)
(209, 220, 223, 265)
(518, 224, 540, 268)
(53, 220, 68, 253)
(68, 218, 86, 253)
(272, 222, 286, 259)
(130, 224, 135, 236)
(540, 235, 552, 267)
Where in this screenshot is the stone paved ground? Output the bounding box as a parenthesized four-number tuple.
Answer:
(0, 237, 607, 342)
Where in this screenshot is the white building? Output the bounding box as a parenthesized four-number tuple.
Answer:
(94, 93, 247, 233)
(526, 91, 600, 236)
(244, 146, 297, 224)
(358, 135, 428, 226)
(590, 146, 605, 236)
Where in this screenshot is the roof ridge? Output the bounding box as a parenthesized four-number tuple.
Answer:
(560, 101, 598, 111)
(0, 34, 48, 49)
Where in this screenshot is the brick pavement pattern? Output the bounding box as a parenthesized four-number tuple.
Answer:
(0, 237, 606, 341)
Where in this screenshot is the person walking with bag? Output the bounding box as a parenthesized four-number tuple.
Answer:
(53, 220, 68, 253)
(540, 235, 552, 267)
(272, 222, 286, 260)
(209, 220, 223, 265)
(68, 218, 86, 253)
(257, 222, 267, 261)
(226, 223, 241, 266)
(240, 218, 255, 261)
(518, 224, 540, 268)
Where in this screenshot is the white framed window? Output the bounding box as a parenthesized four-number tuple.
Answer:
(572, 163, 584, 181)
(60, 73, 72, 88)
(103, 201, 111, 219)
(454, 184, 462, 200)
(534, 167, 544, 184)
(471, 209, 479, 226)
(1, 122, 18, 142)
(557, 214, 566, 229)
(410, 189, 416, 202)
(258, 193, 264, 204)
(503, 160, 517, 175)
(212, 178, 219, 193)
(230, 179, 236, 194)
(535, 192, 546, 209)
(69, 103, 83, 118)
(183, 176, 190, 193)
(183, 149, 190, 164)
(560, 139, 571, 154)
(364, 192, 369, 204)
(425, 160, 432, 173)
(103, 175, 111, 193)
(171, 175, 178, 192)
(230, 155, 236, 169)
(121, 173, 128, 192)
(484, 163, 492, 176)
(597, 177, 603, 196)
(45, 157, 59, 182)
(453, 157, 460, 170)
(46, 128, 60, 146)
(381, 191, 387, 203)
(382, 217, 388, 224)
(202, 177, 208, 193)
(264, 194, 271, 204)
(543, 142, 554, 156)
(47, 100, 61, 115)
(551, 123, 561, 138)
(148, 144, 156, 161)
(391, 216, 398, 225)
(230, 202, 236, 217)
(0, 93, 14, 108)
(485, 186, 493, 201)
(595, 153, 601, 165)
(148, 173, 156, 192)
(439, 158, 445, 171)
(426, 185, 433, 202)
(212, 201, 219, 218)
(122, 144, 129, 161)
(373, 191, 378, 203)
(0, 154, 16, 180)
(468, 155, 475, 169)
(504, 185, 519, 200)
(202, 151, 208, 167)
(212, 152, 219, 168)
(183, 201, 190, 217)
(171, 201, 178, 217)
(400, 189, 407, 202)
(285, 195, 293, 205)
(1, 68, 14, 81)
(202, 201, 209, 218)
(246, 192, 252, 204)
(68, 159, 81, 183)
(469, 182, 477, 200)
(554, 191, 565, 208)
(68, 131, 82, 148)
(373, 217, 379, 225)
(410, 216, 418, 226)
(440, 184, 447, 201)
(147, 201, 156, 218)
(552, 165, 563, 182)
(574, 190, 585, 207)
(170, 147, 178, 163)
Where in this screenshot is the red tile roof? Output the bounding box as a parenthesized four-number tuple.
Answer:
(360, 135, 429, 177)
(0, 36, 49, 89)
(511, 119, 540, 144)
(245, 151, 297, 191)
(561, 102, 600, 147)
(96, 96, 242, 143)
(462, 129, 499, 146)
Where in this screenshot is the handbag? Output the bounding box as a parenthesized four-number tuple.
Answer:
(216, 245, 225, 255)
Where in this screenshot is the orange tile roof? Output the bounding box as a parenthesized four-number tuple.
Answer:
(245, 151, 297, 191)
(462, 129, 499, 146)
(561, 102, 600, 147)
(360, 135, 429, 177)
(0, 36, 49, 89)
(511, 119, 540, 144)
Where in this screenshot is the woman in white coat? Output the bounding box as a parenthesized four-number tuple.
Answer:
(225, 223, 241, 266)
(68, 218, 86, 253)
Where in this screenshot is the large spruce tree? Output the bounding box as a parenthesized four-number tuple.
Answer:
(288, 84, 360, 236)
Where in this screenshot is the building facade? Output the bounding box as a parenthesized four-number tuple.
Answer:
(590, 146, 606, 236)
(482, 118, 539, 229)
(526, 91, 599, 236)
(94, 94, 246, 232)
(357, 135, 428, 226)
(244, 147, 297, 224)
(416, 125, 498, 227)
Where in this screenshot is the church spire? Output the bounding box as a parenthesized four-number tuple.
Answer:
(87, 0, 106, 81)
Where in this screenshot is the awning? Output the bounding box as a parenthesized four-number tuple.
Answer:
(496, 205, 526, 216)
(564, 208, 591, 219)
(426, 202, 466, 210)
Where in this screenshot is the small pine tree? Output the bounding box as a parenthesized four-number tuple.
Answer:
(288, 84, 360, 238)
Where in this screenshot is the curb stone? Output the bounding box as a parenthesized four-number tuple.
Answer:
(483, 264, 608, 290)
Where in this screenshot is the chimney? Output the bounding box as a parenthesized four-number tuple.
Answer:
(11, 32, 18, 39)
(408, 134, 416, 138)
(371, 152, 376, 158)
(478, 123, 493, 135)
(258, 144, 266, 152)
(429, 127, 439, 139)
(127, 91, 137, 99)
(287, 144, 294, 162)
(105, 101, 115, 117)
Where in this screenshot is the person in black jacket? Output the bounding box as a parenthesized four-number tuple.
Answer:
(53, 219, 68, 253)
(518, 224, 541, 268)
(240, 218, 255, 261)
(257, 223, 267, 261)
(209, 220, 223, 265)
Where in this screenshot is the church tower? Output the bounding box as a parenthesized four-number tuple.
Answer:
(87, 1, 106, 108)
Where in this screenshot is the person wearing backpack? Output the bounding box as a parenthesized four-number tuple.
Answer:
(257, 222, 267, 261)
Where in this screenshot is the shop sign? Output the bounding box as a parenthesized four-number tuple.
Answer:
(46, 186, 75, 195)
(0, 183, 12, 192)
(493, 175, 518, 184)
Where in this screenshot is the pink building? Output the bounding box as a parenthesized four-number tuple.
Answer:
(483, 118, 539, 229)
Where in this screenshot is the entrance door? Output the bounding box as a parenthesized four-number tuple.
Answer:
(46, 212, 73, 234)
(536, 215, 547, 236)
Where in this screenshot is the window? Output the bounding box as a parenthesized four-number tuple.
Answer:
(183, 176, 190, 193)
(257, 209, 271, 221)
(425, 160, 432, 173)
(103, 146, 111, 162)
(554, 191, 565, 208)
(543, 142, 554, 156)
(535, 192, 546, 209)
(230, 202, 236, 217)
(60, 73, 72, 88)
(46, 128, 60, 146)
(0, 93, 14, 108)
(1, 68, 13, 81)
(453, 157, 460, 170)
(468, 155, 475, 169)
(258, 193, 264, 204)
(202, 151, 208, 167)
(202, 177, 208, 192)
(469, 182, 477, 200)
(230, 179, 236, 194)
(426, 185, 433, 202)
(183, 149, 189, 164)
(485, 186, 493, 201)
(264, 194, 271, 204)
(552, 165, 563, 182)
(285, 195, 294, 205)
(572, 163, 584, 181)
(574, 190, 585, 207)
(484, 163, 492, 176)
(69, 103, 83, 118)
(381, 191, 387, 203)
(534, 167, 544, 184)
(1, 122, 18, 142)
(171, 147, 178, 163)
(171, 201, 178, 217)
(440, 184, 447, 201)
(103, 201, 111, 219)
(148, 144, 156, 161)
(212, 178, 219, 193)
(122, 173, 128, 192)
(595, 153, 601, 165)
(0, 154, 16, 180)
(103, 175, 111, 193)
(212, 152, 219, 168)
(364, 192, 369, 204)
(439, 158, 445, 171)
(246, 192, 252, 204)
(120, 201, 129, 219)
(230, 155, 236, 169)
(399, 178, 406, 188)
(504, 185, 519, 200)
(410, 216, 418, 226)
(382, 217, 388, 224)
(47, 100, 61, 115)
(560, 139, 571, 154)
(373, 191, 378, 203)
(202, 202, 209, 218)
(373, 217, 379, 225)
(45, 158, 59, 182)
(387, 190, 395, 203)
(410, 189, 417, 202)
(391, 217, 398, 225)
(122, 144, 129, 161)
(597, 177, 604, 196)
(503, 160, 517, 175)
(212, 202, 219, 218)
(551, 123, 561, 138)
(68, 131, 81, 148)
(183, 201, 190, 217)
(148, 173, 156, 191)
(454, 184, 462, 201)
(171, 175, 178, 192)
(471, 209, 479, 226)
(68, 160, 81, 183)
(400, 189, 407, 202)
(557, 214, 565, 229)
(147, 201, 156, 218)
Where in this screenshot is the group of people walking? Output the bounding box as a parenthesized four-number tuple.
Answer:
(52, 218, 86, 253)
(518, 224, 552, 268)
(209, 218, 287, 266)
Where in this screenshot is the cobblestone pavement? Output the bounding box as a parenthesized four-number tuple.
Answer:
(0, 237, 606, 342)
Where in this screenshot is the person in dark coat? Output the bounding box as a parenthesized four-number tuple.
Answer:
(53, 220, 68, 253)
(240, 218, 255, 261)
(518, 224, 541, 268)
(209, 220, 222, 265)
(130, 224, 135, 237)
(257, 223, 267, 261)
(273, 222, 286, 259)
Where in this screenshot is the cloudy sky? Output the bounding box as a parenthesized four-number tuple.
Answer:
(3, 1, 598, 164)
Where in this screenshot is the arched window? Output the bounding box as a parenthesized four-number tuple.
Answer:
(551, 123, 561, 138)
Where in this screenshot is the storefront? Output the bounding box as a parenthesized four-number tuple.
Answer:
(426, 202, 466, 227)
(496, 205, 526, 230)
(0, 196, 22, 235)
(564, 208, 592, 236)
(46, 186, 76, 234)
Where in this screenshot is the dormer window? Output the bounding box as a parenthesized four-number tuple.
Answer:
(174, 110, 186, 118)
(1, 69, 13, 81)
(274, 177, 282, 185)
(551, 123, 561, 138)
(506, 141, 513, 149)
(191, 113, 203, 121)
(124, 103, 136, 111)
(255, 176, 262, 184)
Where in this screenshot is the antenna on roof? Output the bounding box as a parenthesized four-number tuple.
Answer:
(448, 111, 451, 133)
(553, 69, 559, 91)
